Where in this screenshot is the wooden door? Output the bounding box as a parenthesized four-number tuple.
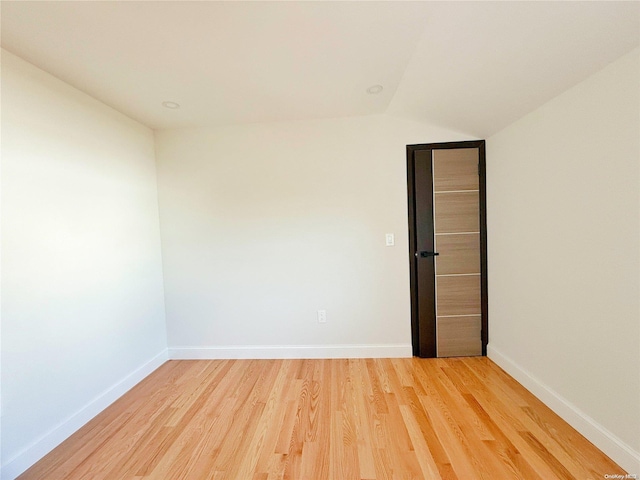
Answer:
(407, 141, 488, 358)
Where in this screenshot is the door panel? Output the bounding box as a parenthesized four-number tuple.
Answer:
(433, 148, 479, 191)
(407, 141, 487, 358)
(435, 234, 481, 275)
(436, 275, 481, 316)
(434, 192, 480, 233)
(436, 316, 482, 357)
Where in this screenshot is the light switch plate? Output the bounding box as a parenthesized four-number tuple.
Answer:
(385, 233, 395, 246)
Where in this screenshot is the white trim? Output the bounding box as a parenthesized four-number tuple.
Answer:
(169, 344, 412, 360)
(0, 349, 169, 480)
(487, 344, 640, 475)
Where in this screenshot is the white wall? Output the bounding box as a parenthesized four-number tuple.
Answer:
(486, 48, 640, 473)
(1, 50, 168, 478)
(155, 115, 469, 358)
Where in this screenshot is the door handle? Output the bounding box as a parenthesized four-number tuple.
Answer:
(416, 251, 439, 258)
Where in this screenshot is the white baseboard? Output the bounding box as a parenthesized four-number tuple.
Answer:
(169, 343, 412, 360)
(1, 349, 169, 480)
(487, 344, 640, 475)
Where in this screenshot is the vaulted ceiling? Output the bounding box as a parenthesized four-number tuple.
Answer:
(2, 1, 638, 137)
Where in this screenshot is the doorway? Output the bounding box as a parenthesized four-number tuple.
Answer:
(407, 141, 488, 358)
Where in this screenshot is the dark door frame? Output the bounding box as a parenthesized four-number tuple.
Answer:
(406, 140, 488, 357)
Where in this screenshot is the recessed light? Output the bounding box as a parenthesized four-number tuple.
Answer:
(366, 85, 383, 95)
(162, 101, 180, 109)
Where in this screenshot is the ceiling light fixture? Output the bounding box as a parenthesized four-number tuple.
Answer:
(162, 101, 180, 109)
(366, 85, 383, 95)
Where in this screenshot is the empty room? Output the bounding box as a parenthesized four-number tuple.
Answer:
(1, 1, 639, 479)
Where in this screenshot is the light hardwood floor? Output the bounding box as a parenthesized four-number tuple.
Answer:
(19, 357, 625, 479)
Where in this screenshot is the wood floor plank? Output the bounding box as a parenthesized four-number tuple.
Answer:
(417, 386, 482, 480)
(401, 388, 457, 480)
(452, 360, 566, 478)
(22, 361, 190, 480)
(251, 360, 297, 478)
(329, 360, 360, 480)
(18, 358, 626, 480)
(428, 363, 515, 480)
(348, 359, 378, 480)
(398, 404, 443, 480)
(483, 359, 621, 476)
(126, 361, 238, 479)
(454, 359, 588, 480)
(461, 359, 601, 480)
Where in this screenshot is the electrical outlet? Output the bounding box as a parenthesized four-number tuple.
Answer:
(317, 310, 327, 323)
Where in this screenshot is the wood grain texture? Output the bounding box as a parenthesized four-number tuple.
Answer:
(433, 148, 479, 192)
(18, 358, 626, 480)
(436, 275, 481, 316)
(434, 192, 480, 234)
(437, 316, 482, 357)
(435, 233, 481, 275)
